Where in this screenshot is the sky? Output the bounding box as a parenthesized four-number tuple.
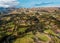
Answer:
(0, 0, 60, 8)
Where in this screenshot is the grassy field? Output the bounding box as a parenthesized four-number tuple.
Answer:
(0, 8, 60, 43)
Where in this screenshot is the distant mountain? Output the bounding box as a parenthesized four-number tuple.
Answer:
(0, 7, 16, 14)
(9, 7, 60, 14)
(0, 7, 60, 15)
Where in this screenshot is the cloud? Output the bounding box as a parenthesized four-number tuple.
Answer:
(34, 2, 54, 6)
(0, 0, 19, 8)
(34, 1, 60, 7)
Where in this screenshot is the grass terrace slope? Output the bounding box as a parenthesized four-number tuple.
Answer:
(0, 7, 60, 43)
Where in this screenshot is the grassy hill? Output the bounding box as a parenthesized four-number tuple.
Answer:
(0, 7, 60, 43)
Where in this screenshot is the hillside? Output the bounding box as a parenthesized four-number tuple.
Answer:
(0, 7, 60, 43)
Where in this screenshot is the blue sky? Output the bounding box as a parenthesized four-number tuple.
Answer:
(18, 0, 60, 8)
(0, 0, 60, 8)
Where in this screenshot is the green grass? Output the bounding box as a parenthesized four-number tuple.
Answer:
(38, 35, 49, 42)
(36, 32, 49, 42)
(25, 32, 34, 38)
(14, 37, 34, 43)
(52, 36, 60, 43)
(14, 32, 34, 43)
(18, 28, 27, 33)
(44, 29, 56, 36)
